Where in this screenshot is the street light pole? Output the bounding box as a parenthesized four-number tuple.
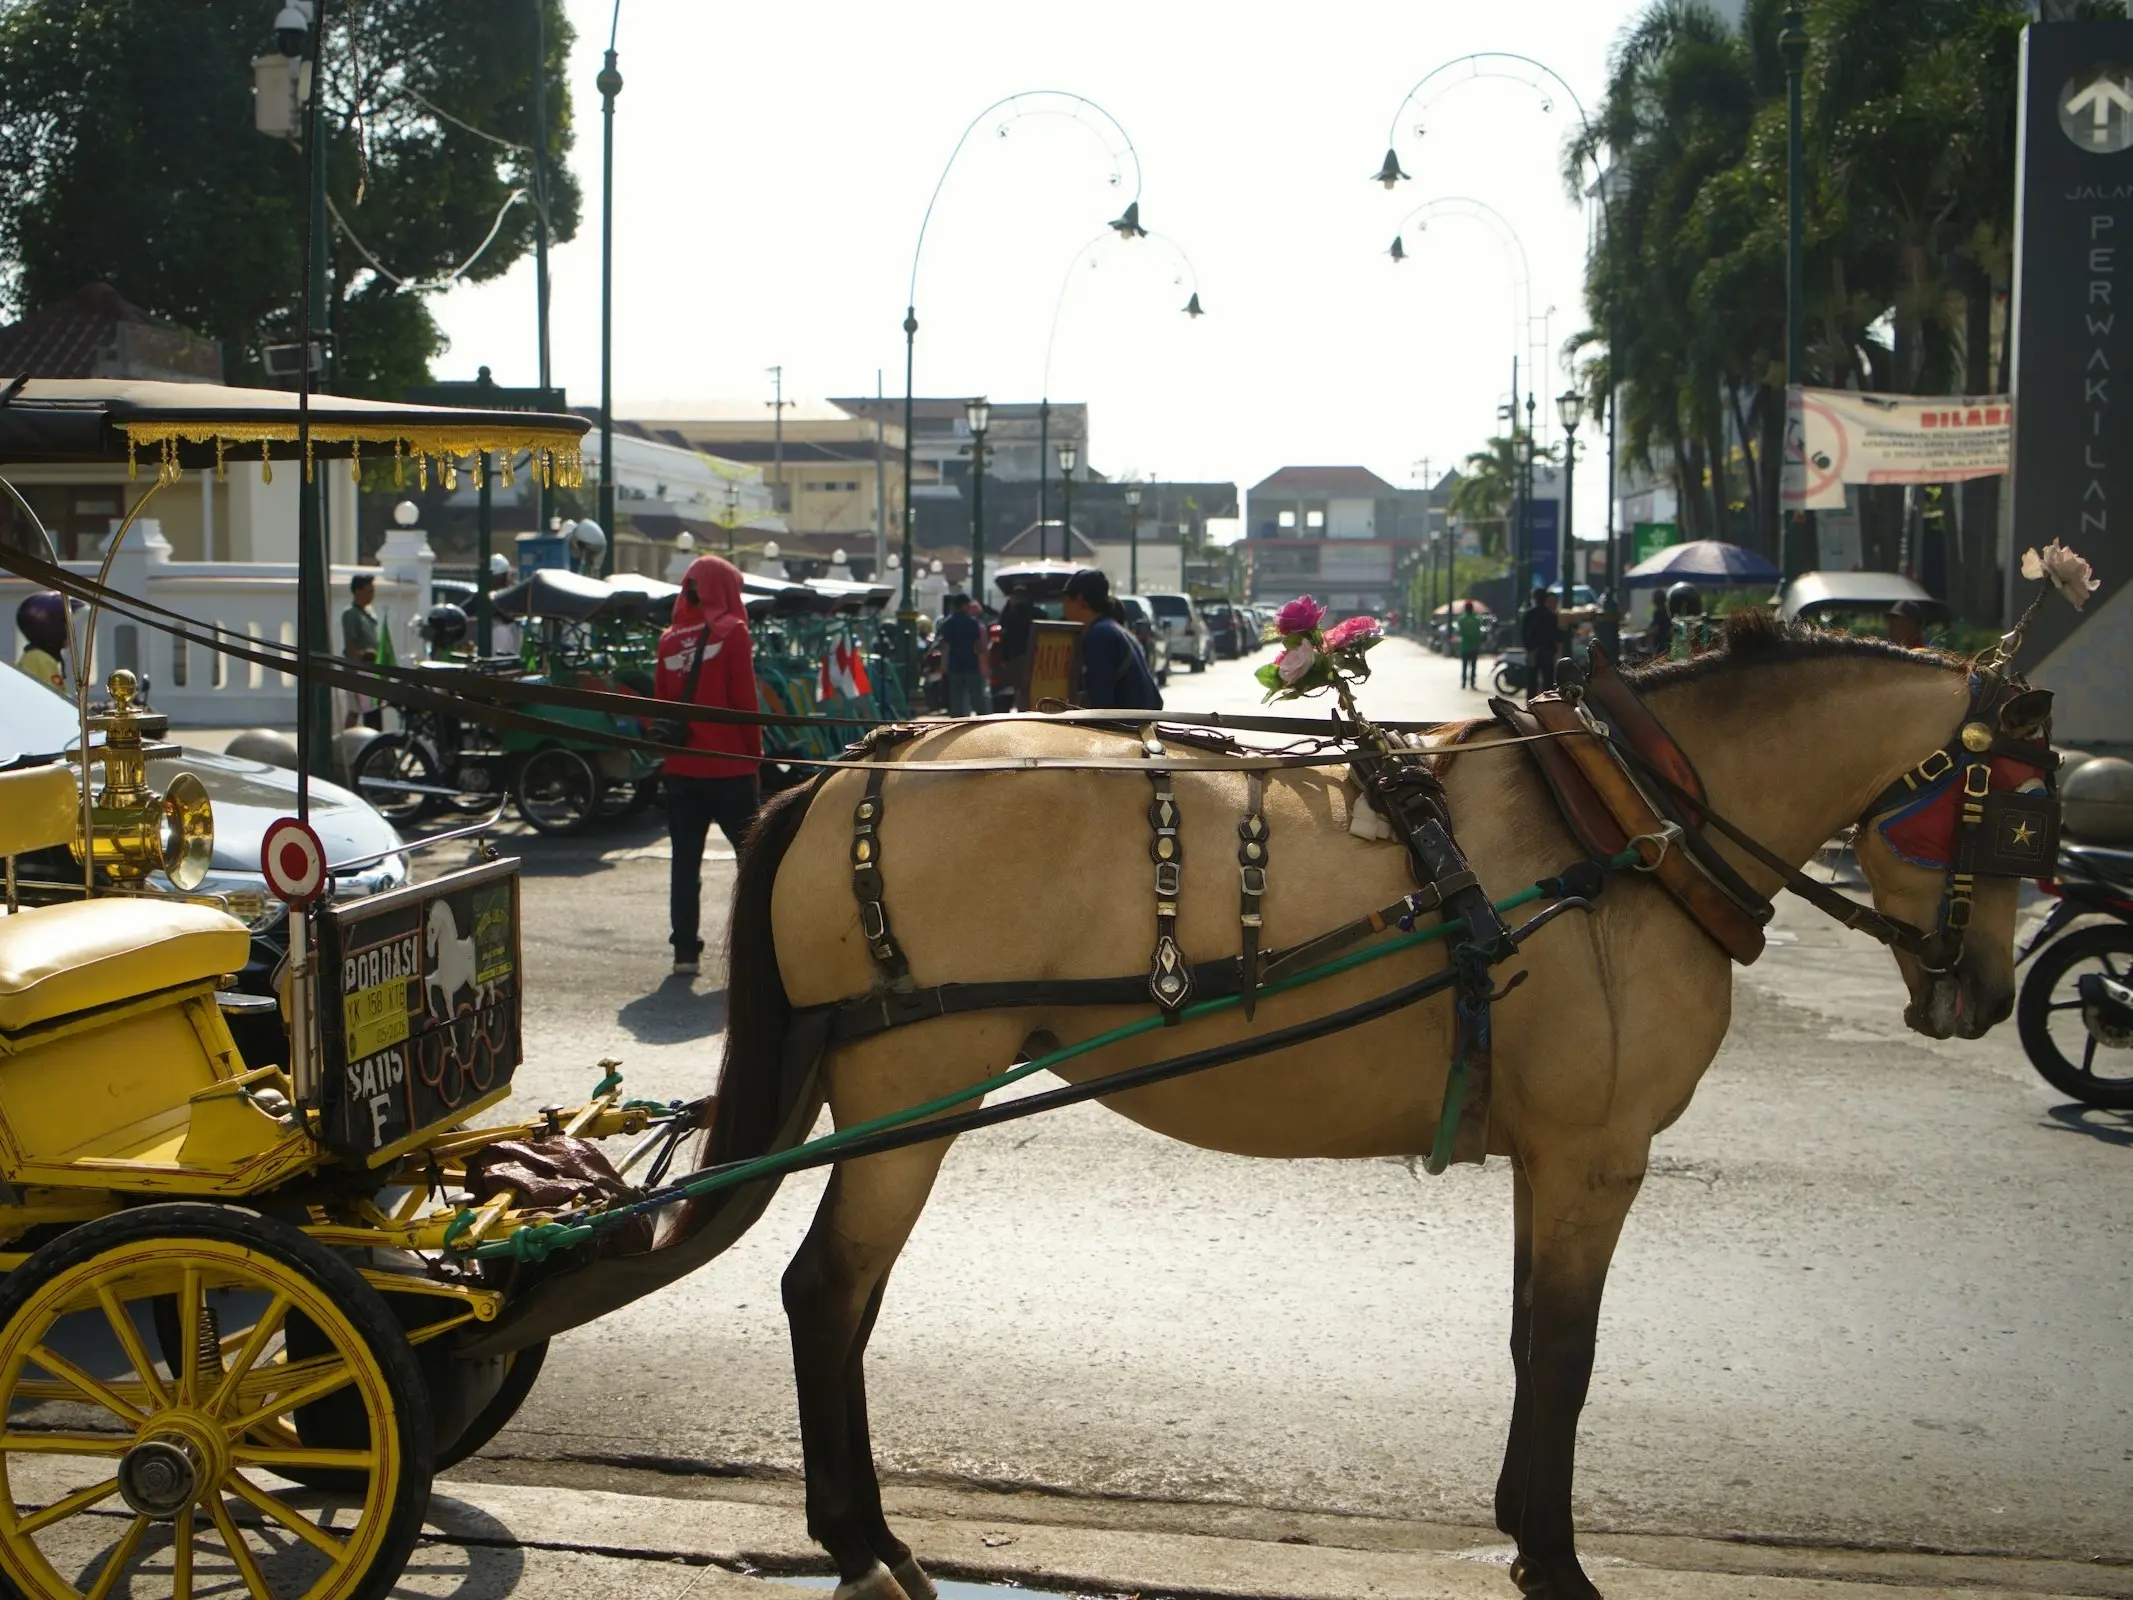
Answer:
(1057, 443, 1077, 563)
(1781, 4, 1809, 583)
(1557, 389, 1583, 618)
(966, 396, 990, 603)
(1125, 483, 1142, 591)
(530, 0, 554, 537)
(596, 5, 621, 575)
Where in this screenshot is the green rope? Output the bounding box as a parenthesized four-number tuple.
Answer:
(464, 854, 1639, 1263)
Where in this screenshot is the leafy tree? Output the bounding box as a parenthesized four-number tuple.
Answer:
(1448, 434, 1549, 556)
(0, 0, 579, 397)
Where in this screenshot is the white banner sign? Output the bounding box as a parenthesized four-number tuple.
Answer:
(1783, 387, 2012, 511)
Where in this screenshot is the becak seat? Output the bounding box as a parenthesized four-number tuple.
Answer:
(0, 898, 251, 1034)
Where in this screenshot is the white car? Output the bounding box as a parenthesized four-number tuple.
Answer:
(1145, 592, 1212, 673)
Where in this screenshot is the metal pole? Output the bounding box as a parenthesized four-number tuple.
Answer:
(1781, 4, 1808, 582)
(899, 311, 917, 693)
(597, 42, 621, 575)
(476, 452, 494, 651)
(1060, 458, 1073, 559)
(532, 0, 554, 534)
(970, 421, 986, 602)
(1525, 390, 1538, 597)
(1129, 502, 1139, 592)
(1038, 399, 1049, 560)
(1560, 422, 1576, 615)
(873, 369, 887, 575)
(769, 364, 786, 515)
(296, 0, 332, 799)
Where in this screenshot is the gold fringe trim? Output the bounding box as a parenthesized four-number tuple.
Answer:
(118, 421, 586, 493)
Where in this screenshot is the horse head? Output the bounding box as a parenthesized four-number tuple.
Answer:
(1856, 683, 2055, 1041)
(425, 898, 452, 959)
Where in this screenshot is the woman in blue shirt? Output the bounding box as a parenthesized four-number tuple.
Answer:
(1062, 568, 1162, 711)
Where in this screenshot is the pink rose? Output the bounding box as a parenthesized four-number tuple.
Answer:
(1274, 596, 1327, 637)
(1322, 615, 1382, 651)
(1276, 642, 1318, 684)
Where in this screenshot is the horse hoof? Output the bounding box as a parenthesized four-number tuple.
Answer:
(1508, 1553, 1603, 1599)
(832, 1562, 911, 1600)
(889, 1556, 940, 1600)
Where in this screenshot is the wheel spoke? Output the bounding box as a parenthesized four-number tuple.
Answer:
(0, 1430, 130, 1455)
(177, 1267, 203, 1407)
(26, 1345, 146, 1426)
(208, 1495, 274, 1600)
(231, 1444, 376, 1473)
(95, 1286, 171, 1412)
(17, 1475, 120, 1535)
(2047, 998, 2085, 1011)
(224, 1359, 359, 1439)
(81, 1514, 148, 1600)
(172, 1505, 195, 1600)
(225, 1472, 348, 1561)
(206, 1293, 289, 1418)
(2083, 1034, 2099, 1077)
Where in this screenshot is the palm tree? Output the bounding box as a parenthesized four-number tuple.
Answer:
(1449, 436, 1523, 555)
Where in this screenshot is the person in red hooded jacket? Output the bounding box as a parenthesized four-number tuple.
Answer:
(655, 554, 764, 975)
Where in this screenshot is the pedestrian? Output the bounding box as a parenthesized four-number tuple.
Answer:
(936, 592, 989, 717)
(486, 553, 522, 657)
(15, 592, 68, 692)
(341, 574, 384, 731)
(1644, 591, 1671, 658)
(998, 582, 1036, 711)
(1595, 589, 1623, 663)
(1519, 585, 1560, 704)
(1061, 568, 1162, 710)
(655, 554, 763, 977)
(1886, 598, 1929, 649)
(1664, 581, 1711, 660)
(1455, 600, 1483, 690)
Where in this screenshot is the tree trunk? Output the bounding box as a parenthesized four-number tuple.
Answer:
(1702, 411, 1730, 545)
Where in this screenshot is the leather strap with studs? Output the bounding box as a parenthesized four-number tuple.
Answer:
(850, 764, 911, 988)
(1143, 728, 1192, 1022)
(1237, 770, 1268, 1021)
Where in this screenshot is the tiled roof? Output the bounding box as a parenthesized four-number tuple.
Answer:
(1249, 465, 1397, 496)
(0, 282, 221, 380)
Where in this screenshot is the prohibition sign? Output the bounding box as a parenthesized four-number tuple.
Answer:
(261, 816, 327, 907)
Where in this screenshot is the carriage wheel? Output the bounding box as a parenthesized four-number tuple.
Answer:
(512, 747, 597, 837)
(348, 735, 439, 829)
(433, 1339, 548, 1473)
(0, 1204, 432, 1600)
(2018, 924, 2133, 1110)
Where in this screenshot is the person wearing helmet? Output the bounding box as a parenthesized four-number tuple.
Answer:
(485, 553, 521, 656)
(342, 574, 383, 730)
(15, 592, 68, 691)
(655, 554, 763, 976)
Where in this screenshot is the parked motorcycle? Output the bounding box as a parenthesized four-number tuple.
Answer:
(2017, 842, 2133, 1109)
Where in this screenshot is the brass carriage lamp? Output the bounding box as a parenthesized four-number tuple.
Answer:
(70, 670, 214, 890)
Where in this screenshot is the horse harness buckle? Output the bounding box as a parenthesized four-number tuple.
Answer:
(850, 764, 912, 989)
(1142, 729, 1192, 1021)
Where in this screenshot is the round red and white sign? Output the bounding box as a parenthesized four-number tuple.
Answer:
(261, 816, 327, 907)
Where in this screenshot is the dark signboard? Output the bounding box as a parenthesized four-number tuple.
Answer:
(317, 858, 523, 1165)
(2010, 20, 2133, 665)
(404, 375, 567, 415)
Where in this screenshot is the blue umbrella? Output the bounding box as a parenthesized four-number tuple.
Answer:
(1622, 539, 1780, 587)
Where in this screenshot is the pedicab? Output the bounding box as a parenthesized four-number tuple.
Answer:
(351, 568, 665, 835)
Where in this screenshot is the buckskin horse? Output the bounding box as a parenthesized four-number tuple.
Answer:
(694, 613, 2055, 1600)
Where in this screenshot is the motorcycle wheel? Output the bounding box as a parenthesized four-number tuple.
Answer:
(350, 733, 440, 827)
(1492, 663, 1521, 697)
(2016, 922, 2133, 1109)
(513, 747, 598, 836)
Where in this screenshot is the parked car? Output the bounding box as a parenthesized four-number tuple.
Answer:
(0, 660, 410, 1059)
(1239, 606, 1269, 653)
(1117, 594, 1173, 687)
(1199, 599, 1246, 660)
(1145, 591, 1212, 672)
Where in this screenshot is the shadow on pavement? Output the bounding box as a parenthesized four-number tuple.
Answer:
(2042, 1102, 2133, 1149)
(619, 975, 729, 1044)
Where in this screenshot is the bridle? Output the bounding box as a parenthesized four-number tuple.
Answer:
(1598, 667, 2061, 974)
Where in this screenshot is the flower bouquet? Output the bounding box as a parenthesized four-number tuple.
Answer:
(1255, 596, 1385, 709)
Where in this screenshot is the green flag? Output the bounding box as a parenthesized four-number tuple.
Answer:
(376, 611, 397, 668)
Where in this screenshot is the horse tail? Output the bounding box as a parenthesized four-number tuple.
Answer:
(703, 777, 818, 1168)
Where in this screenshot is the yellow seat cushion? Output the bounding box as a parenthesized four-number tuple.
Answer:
(0, 899, 251, 1033)
(0, 765, 80, 858)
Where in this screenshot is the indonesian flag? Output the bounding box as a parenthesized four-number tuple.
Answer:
(818, 651, 836, 703)
(839, 635, 872, 698)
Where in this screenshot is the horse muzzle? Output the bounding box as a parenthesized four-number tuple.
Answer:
(1904, 962, 2012, 1040)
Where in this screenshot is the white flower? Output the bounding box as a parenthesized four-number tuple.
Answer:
(1276, 642, 1317, 684)
(2020, 541, 2099, 611)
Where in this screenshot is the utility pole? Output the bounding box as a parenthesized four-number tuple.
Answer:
(1781, 3, 1808, 584)
(596, 29, 622, 575)
(766, 365, 792, 517)
(872, 369, 887, 577)
(531, 0, 554, 534)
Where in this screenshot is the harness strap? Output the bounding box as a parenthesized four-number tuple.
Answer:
(850, 763, 913, 989)
(1238, 771, 1269, 1021)
(1143, 728, 1193, 1021)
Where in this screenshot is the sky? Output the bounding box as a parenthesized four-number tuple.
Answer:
(425, 1, 1688, 538)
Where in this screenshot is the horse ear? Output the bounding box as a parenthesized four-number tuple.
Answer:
(2001, 687, 2053, 739)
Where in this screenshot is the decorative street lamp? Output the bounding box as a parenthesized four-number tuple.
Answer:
(1056, 442, 1078, 565)
(965, 395, 990, 604)
(1557, 388, 1584, 615)
(899, 91, 1145, 693)
(1124, 483, 1142, 593)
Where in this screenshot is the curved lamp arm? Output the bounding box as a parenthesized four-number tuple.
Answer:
(1381, 52, 1595, 174)
(1042, 228, 1203, 401)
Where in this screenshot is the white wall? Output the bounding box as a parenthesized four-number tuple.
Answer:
(1327, 497, 1376, 538)
(1088, 542, 1182, 595)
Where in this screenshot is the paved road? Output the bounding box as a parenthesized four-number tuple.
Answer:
(471, 639, 2131, 1572)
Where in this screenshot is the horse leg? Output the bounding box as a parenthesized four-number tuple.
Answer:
(783, 1144, 950, 1600)
(1496, 1142, 1645, 1600)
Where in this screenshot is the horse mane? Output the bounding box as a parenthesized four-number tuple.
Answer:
(1622, 610, 1966, 691)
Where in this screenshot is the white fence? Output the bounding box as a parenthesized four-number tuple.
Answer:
(2, 520, 433, 726)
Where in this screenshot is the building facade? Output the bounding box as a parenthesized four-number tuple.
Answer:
(1245, 465, 1440, 615)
